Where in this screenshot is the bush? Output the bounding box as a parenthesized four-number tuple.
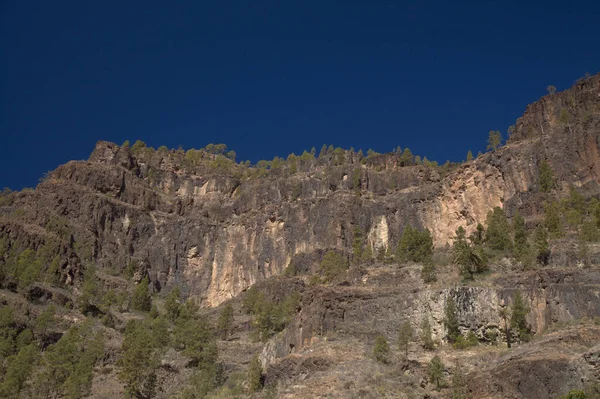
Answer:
(246, 290, 301, 342)
(557, 389, 586, 399)
(453, 331, 478, 350)
(373, 335, 390, 363)
(132, 277, 152, 312)
(421, 260, 437, 283)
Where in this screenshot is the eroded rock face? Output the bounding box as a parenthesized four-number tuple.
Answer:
(1, 75, 599, 306)
(258, 268, 600, 370)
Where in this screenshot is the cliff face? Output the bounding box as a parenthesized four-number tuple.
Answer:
(1, 75, 599, 308)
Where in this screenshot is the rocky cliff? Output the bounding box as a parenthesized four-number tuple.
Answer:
(1, 76, 598, 309)
(1, 74, 600, 399)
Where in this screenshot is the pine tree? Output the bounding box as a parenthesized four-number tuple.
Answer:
(538, 160, 555, 193)
(421, 317, 435, 350)
(320, 250, 348, 282)
(174, 317, 218, 368)
(373, 335, 390, 363)
(165, 286, 181, 321)
(512, 212, 530, 261)
(118, 320, 158, 398)
(397, 321, 414, 359)
(78, 264, 99, 313)
(247, 355, 263, 392)
(469, 223, 485, 246)
(428, 355, 445, 391)
(485, 207, 513, 251)
(218, 303, 234, 340)
(594, 200, 600, 229)
(510, 291, 531, 342)
(34, 305, 55, 346)
(466, 150, 473, 162)
(444, 296, 460, 343)
(544, 201, 563, 237)
(352, 226, 364, 263)
(533, 225, 551, 265)
(487, 130, 502, 151)
(318, 144, 327, 158)
(399, 148, 414, 166)
(396, 226, 434, 263)
(132, 276, 152, 312)
(0, 344, 38, 397)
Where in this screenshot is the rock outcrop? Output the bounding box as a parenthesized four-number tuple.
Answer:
(0, 75, 599, 309)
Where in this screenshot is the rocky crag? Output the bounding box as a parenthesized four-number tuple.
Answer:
(0, 73, 599, 398)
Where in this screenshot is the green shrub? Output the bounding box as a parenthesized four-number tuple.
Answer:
(132, 277, 152, 312)
(396, 226, 434, 263)
(510, 291, 531, 342)
(453, 331, 478, 349)
(320, 250, 348, 282)
(373, 335, 390, 363)
(247, 355, 263, 393)
(428, 355, 445, 391)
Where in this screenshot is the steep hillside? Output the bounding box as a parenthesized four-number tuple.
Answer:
(0, 73, 599, 399)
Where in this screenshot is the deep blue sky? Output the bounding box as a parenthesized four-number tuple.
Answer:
(1, 1, 599, 190)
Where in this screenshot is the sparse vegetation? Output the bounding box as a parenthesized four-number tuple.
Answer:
(444, 296, 460, 343)
(397, 321, 414, 359)
(428, 355, 446, 391)
(247, 355, 263, 393)
(421, 317, 435, 351)
(320, 250, 348, 282)
(510, 291, 531, 342)
(373, 335, 390, 363)
(487, 130, 502, 151)
(396, 226, 434, 263)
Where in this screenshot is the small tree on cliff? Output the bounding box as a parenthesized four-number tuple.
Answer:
(533, 225, 551, 265)
(453, 226, 487, 280)
(320, 250, 348, 282)
(218, 303, 234, 340)
(510, 291, 531, 342)
(247, 355, 263, 393)
(538, 160, 555, 193)
(485, 206, 513, 252)
(165, 287, 181, 322)
(132, 277, 152, 312)
(396, 226, 434, 263)
(397, 321, 414, 359)
(487, 130, 502, 151)
(512, 212, 530, 262)
(444, 296, 460, 343)
(421, 317, 435, 350)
